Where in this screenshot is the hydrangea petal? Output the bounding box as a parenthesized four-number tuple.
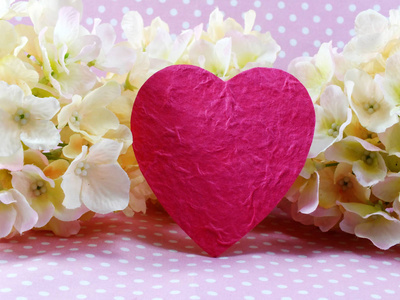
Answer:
(352, 153, 387, 186)
(81, 163, 130, 214)
(0, 109, 21, 156)
(0, 146, 23, 171)
(86, 139, 123, 165)
(297, 172, 319, 214)
(20, 119, 60, 151)
(121, 11, 144, 49)
(6, 189, 38, 234)
(53, 6, 80, 46)
(24, 95, 60, 120)
(371, 173, 400, 202)
(0, 201, 16, 237)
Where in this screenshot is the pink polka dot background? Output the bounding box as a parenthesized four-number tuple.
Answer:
(1, 207, 400, 300)
(2, 1, 400, 299)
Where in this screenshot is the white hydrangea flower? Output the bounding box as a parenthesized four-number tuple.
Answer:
(308, 85, 352, 158)
(344, 68, 397, 133)
(37, 6, 100, 97)
(325, 136, 387, 186)
(61, 139, 130, 214)
(57, 81, 120, 143)
(288, 42, 335, 102)
(0, 81, 60, 157)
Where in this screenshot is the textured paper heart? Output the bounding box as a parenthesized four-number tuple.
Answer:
(131, 65, 315, 257)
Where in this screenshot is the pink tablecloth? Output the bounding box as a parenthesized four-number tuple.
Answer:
(1, 207, 399, 300)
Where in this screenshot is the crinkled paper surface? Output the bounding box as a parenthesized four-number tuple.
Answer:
(131, 65, 315, 256)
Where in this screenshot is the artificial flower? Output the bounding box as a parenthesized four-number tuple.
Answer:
(379, 52, 400, 114)
(339, 202, 400, 250)
(344, 68, 397, 133)
(0, 81, 60, 157)
(325, 136, 387, 186)
(288, 42, 335, 102)
(91, 21, 136, 74)
(61, 139, 130, 214)
(308, 85, 352, 158)
(57, 81, 120, 143)
(37, 6, 100, 97)
(0, 188, 38, 238)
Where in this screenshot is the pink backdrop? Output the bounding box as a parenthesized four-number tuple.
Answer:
(2, 1, 400, 300)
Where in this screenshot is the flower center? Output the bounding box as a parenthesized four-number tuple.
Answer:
(14, 108, 30, 126)
(338, 176, 353, 191)
(361, 150, 375, 165)
(30, 180, 47, 197)
(74, 161, 90, 176)
(327, 122, 340, 138)
(363, 102, 380, 114)
(69, 111, 81, 127)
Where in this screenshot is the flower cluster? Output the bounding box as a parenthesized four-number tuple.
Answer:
(0, 0, 280, 238)
(282, 8, 400, 249)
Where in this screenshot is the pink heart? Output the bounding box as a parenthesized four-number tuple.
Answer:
(131, 65, 314, 257)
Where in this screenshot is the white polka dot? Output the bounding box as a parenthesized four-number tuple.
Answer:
(133, 291, 143, 295)
(302, 27, 309, 35)
(373, 4, 381, 11)
(170, 8, 178, 16)
(301, 2, 309, 10)
(277, 1, 285, 9)
(265, 13, 273, 20)
(86, 18, 93, 25)
(207, 291, 218, 296)
(314, 40, 321, 47)
(22, 281, 32, 286)
(349, 4, 356, 12)
(334, 291, 345, 296)
(43, 276, 54, 281)
(183, 0, 190, 3)
(152, 285, 163, 289)
(182, 21, 190, 29)
(230, 0, 238, 6)
(337, 16, 344, 24)
(254, 0, 261, 8)
(278, 26, 285, 33)
(325, 3, 333, 11)
(194, 10, 201, 17)
(110, 19, 118, 26)
(290, 39, 297, 46)
(59, 286, 69, 291)
(76, 296, 87, 300)
(278, 285, 288, 289)
(289, 14, 297, 22)
(262, 290, 272, 295)
(225, 287, 236, 291)
(146, 7, 153, 15)
(207, 0, 214, 5)
(313, 15, 321, 23)
(98, 5, 105, 13)
(337, 41, 344, 48)
(80, 281, 90, 286)
(170, 291, 181, 295)
(39, 291, 50, 296)
(326, 28, 333, 36)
